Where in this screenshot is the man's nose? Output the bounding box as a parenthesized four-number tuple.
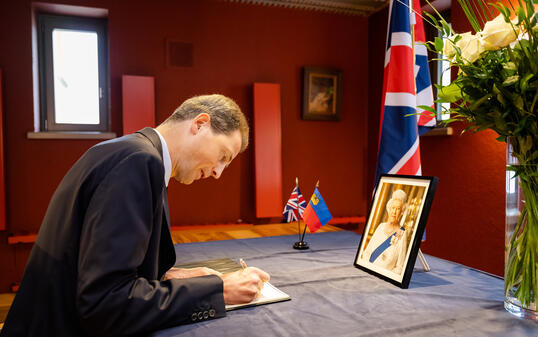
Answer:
(212, 163, 225, 179)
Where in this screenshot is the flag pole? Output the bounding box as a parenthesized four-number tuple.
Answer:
(293, 178, 311, 250)
(300, 180, 319, 242)
(410, 0, 430, 272)
(296, 177, 301, 242)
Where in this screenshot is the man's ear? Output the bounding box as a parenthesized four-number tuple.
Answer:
(190, 113, 210, 134)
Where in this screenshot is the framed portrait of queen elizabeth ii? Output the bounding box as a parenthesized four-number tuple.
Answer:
(354, 174, 438, 288)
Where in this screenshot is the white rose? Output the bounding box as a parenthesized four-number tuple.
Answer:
(454, 32, 474, 53)
(482, 14, 519, 50)
(456, 32, 484, 64)
(443, 37, 457, 58)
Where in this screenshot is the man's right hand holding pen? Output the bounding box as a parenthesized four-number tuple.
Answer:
(220, 259, 270, 305)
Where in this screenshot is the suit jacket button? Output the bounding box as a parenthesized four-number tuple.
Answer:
(209, 309, 216, 317)
(198, 312, 204, 320)
(191, 313, 197, 322)
(203, 310, 209, 319)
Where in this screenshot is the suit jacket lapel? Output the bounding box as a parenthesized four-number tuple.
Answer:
(135, 128, 176, 276)
(136, 127, 171, 227)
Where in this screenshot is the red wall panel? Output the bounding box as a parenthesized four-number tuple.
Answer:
(0, 69, 5, 231)
(253, 83, 282, 218)
(122, 75, 155, 135)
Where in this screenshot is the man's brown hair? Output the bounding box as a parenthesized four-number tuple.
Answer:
(165, 94, 249, 152)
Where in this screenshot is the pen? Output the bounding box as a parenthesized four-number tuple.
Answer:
(239, 258, 247, 270)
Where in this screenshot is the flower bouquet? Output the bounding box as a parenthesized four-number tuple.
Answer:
(421, 0, 537, 319)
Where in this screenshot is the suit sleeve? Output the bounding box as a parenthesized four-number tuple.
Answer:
(76, 152, 225, 336)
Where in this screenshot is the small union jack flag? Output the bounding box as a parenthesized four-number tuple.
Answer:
(283, 186, 307, 222)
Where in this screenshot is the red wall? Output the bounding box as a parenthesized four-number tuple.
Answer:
(0, 0, 509, 292)
(0, 0, 368, 291)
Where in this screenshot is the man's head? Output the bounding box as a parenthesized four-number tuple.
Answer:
(157, 94, 249, 185)
(164, 94, 249, 152)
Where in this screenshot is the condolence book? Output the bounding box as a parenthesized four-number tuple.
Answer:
(175, 258, 290, 311)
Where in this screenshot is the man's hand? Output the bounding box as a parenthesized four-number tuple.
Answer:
(163, 267, 223, 280)
(221, 267, 270, 305)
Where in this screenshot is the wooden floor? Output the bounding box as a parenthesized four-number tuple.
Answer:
(0, 222, 348, 327)
(170, 222, 343, 243)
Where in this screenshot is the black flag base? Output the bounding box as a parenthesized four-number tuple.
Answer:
(293, 241, 309, 250)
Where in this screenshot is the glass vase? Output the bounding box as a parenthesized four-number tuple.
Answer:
(504, 137, 538, 320)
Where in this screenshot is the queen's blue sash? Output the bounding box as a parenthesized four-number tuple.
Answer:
(369, 227, 405, 263)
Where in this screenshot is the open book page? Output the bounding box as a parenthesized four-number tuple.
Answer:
(225, 281, 290, 311)
(174, 258, 290, 311)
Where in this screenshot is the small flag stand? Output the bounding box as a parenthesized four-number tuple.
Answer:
(285, 179, 332, 250)
(293, 178, 309, 250)
(293, 214, 309, 250)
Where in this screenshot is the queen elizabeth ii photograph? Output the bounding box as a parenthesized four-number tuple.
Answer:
(361, 189, 409, 275)
(355, 175, 437, 288)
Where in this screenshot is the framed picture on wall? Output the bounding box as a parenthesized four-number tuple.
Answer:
(354, 174, 438, 289)
(302, 67, 342, 121)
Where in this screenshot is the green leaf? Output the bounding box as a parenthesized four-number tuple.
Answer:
(438, 82, 463, 103)
(417, 105, 437, 113)
(441, 20, 452, 37)
(490, 4, 506, 19)
(520, 73, 534, 92)
(520, 135, 532, 155)
(514, 96, 524, 111)
(469, 93, 492, 110)
(503, 75, 520, 86)
(503, 62, 517, 72)
(518, 6, 526, 24)
(424, 12, 440, 30)
(526, 0, 535, 19)
(434, 37, 444, 53)
(500, 8, 511, 22)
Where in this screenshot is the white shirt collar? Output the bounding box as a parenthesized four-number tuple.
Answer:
(153, 128, 171, 187)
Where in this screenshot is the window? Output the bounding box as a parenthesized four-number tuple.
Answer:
(426, 10, 451, 123)
(38, 14, 108, 132)
(436, 27, 451, 122)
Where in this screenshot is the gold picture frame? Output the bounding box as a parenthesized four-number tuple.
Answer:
(302, 67, 342, 121)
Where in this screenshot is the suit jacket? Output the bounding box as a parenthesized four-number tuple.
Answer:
(1, 128, 225, 337)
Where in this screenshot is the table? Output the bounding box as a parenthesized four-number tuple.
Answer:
(154, 231, 537, 337)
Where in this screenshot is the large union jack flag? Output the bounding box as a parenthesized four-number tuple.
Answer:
(375, 0, 435, 182)
(283, 186, 307, 222)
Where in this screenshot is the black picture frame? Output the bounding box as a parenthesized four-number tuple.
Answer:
(302, 66, 342, 121)
(354, 174, 438, 289)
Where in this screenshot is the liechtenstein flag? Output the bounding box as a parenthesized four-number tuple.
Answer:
(303, 187, 332, 233)
(375, 0, 435, 183)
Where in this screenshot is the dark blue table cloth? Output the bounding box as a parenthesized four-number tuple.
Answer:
(154, 231, 537, 337)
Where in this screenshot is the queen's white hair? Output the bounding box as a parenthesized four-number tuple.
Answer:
(386, 189, 407, 213)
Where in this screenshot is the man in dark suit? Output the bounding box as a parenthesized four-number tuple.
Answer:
(1, 94, 269, 337)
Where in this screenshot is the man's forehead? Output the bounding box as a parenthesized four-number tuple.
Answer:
(217, 130, 241, 158)
(227, 131, 242, 158)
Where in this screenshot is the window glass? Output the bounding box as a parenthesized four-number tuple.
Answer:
(52, 29, 100, 124)
(438, 34, 451, 121)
